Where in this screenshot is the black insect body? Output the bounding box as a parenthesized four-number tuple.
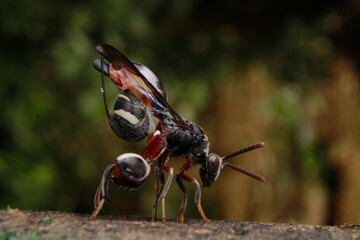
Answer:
(109, 89, 149, 142)
(163, 119, 198, 157)
(90, 43, 266, 223)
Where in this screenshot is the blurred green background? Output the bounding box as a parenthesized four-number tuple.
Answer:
(1, 0, 359, 225)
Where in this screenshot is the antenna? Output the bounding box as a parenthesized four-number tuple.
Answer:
(221, 142, 266, 182)
(222, 142, 265, 160)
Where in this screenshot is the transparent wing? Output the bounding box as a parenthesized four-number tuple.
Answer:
(94, 43, 181, 122)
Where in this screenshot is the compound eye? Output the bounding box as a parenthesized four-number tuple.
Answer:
(207, 154, 222, 174)
(113, 153, 150, 190)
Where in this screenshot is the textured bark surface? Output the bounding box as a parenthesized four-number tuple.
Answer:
(0, 209, 359, 240)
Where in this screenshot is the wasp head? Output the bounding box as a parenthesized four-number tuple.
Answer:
(199, 143, 267, 187)
(199, 153, 223, 187)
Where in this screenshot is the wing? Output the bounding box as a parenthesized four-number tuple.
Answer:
(94, 43, 182, 123)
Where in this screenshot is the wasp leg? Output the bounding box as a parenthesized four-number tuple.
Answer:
(175, 159, 191, 224)
(89, 163, 117, 220)
(143, 128, 169, 222)
(152, 163, 164, 222)
(175, 172, 188, 224)
(152, 188, 161, 221)
(89, 193, 105, 220)
(151, 154, 172, 222)
(159, 165, 174, 223)
(176, 172, 211, 223)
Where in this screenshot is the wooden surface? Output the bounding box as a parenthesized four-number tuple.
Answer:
(0, 209, 359, 239)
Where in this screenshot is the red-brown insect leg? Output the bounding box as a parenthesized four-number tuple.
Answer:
(159, 165, 174, 223)
(143, 127, 169, 221)
(176, 158, 211, 223)
(89, 198, 105, 220)
(89, 163, 118, 220)
(151, 154, 169, 222)
(176, 172, 188, 224)
(176, 159, 191, 224)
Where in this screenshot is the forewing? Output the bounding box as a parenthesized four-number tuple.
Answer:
(95, 43, 181, 122)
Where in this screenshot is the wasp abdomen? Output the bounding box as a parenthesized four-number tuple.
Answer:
(112, 153, 151, 191)
(109, 89, 149, 142)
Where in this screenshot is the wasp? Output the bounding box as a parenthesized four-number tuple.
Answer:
(89, 44, 266, 223)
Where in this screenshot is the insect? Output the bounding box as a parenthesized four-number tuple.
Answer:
(89, 43, 266, 223)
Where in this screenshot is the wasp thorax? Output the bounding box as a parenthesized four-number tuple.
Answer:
(199, 153, 223, 187)
(109, 89, 150, 142)
(112, 153, 151, 190)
